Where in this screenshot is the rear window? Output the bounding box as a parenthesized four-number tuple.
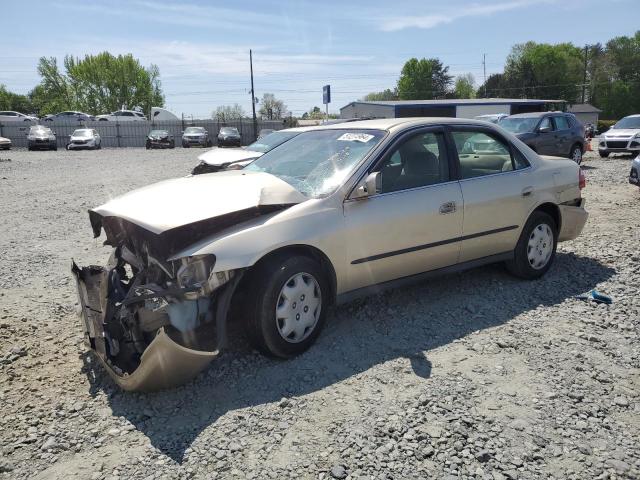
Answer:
(554, 116, 569, 130)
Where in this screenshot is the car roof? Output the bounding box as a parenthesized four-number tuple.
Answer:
(507, 111, 569, 119)
(286, 117, 509, 133)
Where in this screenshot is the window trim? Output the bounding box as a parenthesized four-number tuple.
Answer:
(447, 125, 530, 180)
(353, 125, 454, 198)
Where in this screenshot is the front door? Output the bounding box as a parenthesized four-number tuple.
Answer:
(535, 117, 557, 155)
(343, 128, 464, 292)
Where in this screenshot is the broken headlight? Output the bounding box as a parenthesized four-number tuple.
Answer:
(176, 255, 216, 289)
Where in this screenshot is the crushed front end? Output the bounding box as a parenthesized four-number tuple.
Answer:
(72, 245, 243, 392)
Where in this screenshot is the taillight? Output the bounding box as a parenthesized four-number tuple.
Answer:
(579, 168, 586, 190)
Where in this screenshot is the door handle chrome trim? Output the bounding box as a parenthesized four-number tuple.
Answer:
(439, 201, 456, 214)
(521, 186, 534, 197)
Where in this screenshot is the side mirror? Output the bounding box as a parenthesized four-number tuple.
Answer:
(538, 126, 552, 133)
(354, 171, 381, 198)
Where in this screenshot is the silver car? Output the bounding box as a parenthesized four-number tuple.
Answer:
(67, 129, 102, 150)
(182, 126, 211, 148)
(598, 115, 640, 157)
(629, 155, 640, 188)
(73, 118, 588, 391)
(27, 125, 57, 151)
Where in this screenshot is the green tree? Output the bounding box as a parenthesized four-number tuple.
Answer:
(0, 84, 34, 112)
(396, 58, 452, 100)
(34, 52, 164, 115)
(213, 104, 246, 122)
(477, 73, 510, 98)
(503, 42, 584, 101)
(259, 93, 287, 119)
(454, 73, 475, 99)
(363, 88, 398, 101)
(594, 32, 640, 118)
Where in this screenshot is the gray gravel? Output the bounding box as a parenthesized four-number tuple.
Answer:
(0, 146, 638, 479)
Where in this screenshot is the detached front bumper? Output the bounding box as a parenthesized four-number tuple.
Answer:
(72, 254, 242, 392)
(558, 199, 589, 242)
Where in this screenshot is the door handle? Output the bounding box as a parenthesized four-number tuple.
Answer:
(439, 201, 456, 214)
(521, 186, 534, 197)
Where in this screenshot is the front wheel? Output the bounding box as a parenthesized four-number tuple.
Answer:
(245, 255, 329, 358)
(506, 211, 557, 280)
(569, 144, 583, 165)
(598, 150, 609, 158)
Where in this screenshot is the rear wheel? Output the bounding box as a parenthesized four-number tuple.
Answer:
(245, 255, 328, 358)
(599, 150, 609, 158)
(506, 211, 557, 279)
(569, 144, 583, 165)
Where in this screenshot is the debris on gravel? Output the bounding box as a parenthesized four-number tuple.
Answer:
(0, 147, 638, 479)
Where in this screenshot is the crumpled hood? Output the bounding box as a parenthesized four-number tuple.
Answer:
(603, 128, 640, 137)
(198, 147, 262, 166)
(91, 170, 308, 235)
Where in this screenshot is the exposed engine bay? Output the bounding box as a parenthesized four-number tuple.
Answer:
(73, 243, 243, 392)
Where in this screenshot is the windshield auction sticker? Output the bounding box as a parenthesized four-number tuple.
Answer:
(337, 133, 375, 143)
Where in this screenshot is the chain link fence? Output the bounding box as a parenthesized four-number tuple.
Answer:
(0, 118, 287, 149)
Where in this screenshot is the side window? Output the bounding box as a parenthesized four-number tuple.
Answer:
(512, 147, 530, 170)
(376, 131, 450, 193)
(539, 117, 554, 131)
(452, 131, 514, 179)
(554, 116, 569, 130)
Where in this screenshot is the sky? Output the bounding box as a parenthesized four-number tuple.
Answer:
(2, 0, 638, 118)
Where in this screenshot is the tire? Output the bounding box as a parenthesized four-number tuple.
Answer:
(145, 142, 150, 150)
(97, 142, 101, 150)
(170, 141, 175, 149)
(599, 150, 609, 158)
(506, 211, 557, 280)
(28, 146, 33, 151)
(52, 145, 57, 151)
(183, 143, 189, 148)
(569, 144, 583, 165)
(66, 144, 70, 151)
(244, 254, 329, 358)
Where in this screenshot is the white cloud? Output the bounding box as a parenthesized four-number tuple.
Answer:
(380, 0, 555, 31)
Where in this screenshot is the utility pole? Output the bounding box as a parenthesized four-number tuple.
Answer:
(482, 53, 487, 98)
(250, 49, 258, 141)
(582, 45, 588, 104)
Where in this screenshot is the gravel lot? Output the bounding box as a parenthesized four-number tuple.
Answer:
(0, 145, 638, 480)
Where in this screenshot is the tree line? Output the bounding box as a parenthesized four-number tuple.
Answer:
(364, 31, 640, 119)
(0, 52, 164, 116)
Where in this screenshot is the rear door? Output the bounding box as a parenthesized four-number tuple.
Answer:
(449, 126, 536, 262)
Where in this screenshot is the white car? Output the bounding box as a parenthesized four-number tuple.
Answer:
(43, 111, 95, 122)
(192, 129, 300, 174)
(474, 114, 509, 124)
(0, 111, 37, 123)
(0, 136, 12, 150)
(67, 129, 102, 150)
(598, 115, 640, 157)
(96, 110, 147, 122)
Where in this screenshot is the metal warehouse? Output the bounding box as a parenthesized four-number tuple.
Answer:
(339, 98, 566, 119)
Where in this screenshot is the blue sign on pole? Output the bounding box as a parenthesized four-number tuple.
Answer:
(323, 85, 331, 105)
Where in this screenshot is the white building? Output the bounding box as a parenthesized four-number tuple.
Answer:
(340, 98, 566, 119)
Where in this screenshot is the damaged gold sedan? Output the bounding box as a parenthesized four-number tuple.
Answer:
(73, 119, 588, 391)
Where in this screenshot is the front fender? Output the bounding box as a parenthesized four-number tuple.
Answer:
(170, 201, 348, 292)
